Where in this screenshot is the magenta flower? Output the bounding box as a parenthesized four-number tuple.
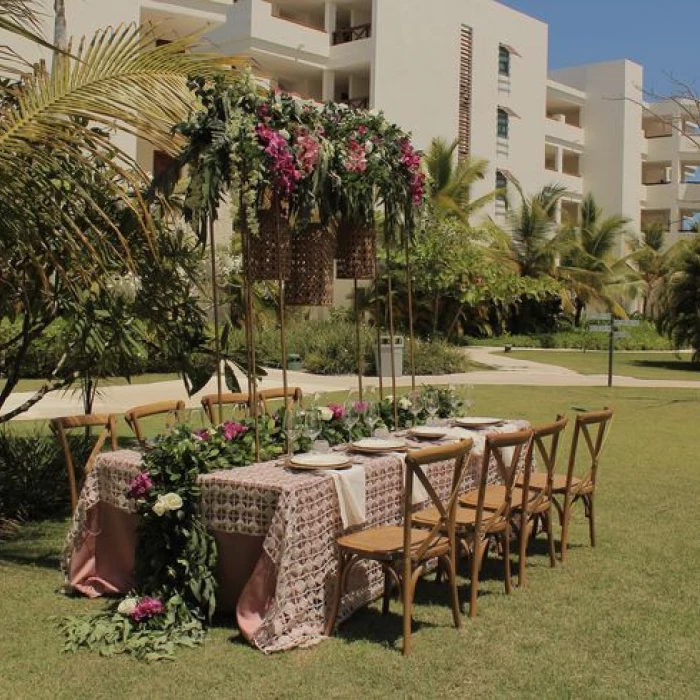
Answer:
(127, 472, 153, 500)
(222, 421, 249, 441)
(328, 403, 346, 420)
(129, 597, 165, 622)
(353, 400, 370, 414)
(344, 138, 368, 173)
(192, 428, 211, 442)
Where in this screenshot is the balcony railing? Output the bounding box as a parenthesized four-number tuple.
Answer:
(346, 96, 369, 109)
(332, 23, 371, 45)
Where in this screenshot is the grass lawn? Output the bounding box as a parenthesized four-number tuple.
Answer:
(507, 349, 700, 382)
(2, 373, 180, 394)
(1, 385, 699, 698)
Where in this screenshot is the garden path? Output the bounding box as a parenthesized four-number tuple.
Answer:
(3, 347, 699, 421)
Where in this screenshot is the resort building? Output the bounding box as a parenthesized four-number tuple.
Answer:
(8, 0, 700, 245)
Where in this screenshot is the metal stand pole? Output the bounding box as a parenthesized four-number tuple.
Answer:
(607, 320, 614, 388)
(208, 217, 224, 425)
(274, 197, 289, 404)
(404, 232, 416, 392)
(385, 233, 399, 428)
(374, 234, 384, 400)
(354, 277, 364, 400)
(242, 207, 260, 461)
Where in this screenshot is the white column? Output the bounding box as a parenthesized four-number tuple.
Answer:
(324, 2, 336, 33)
(555, 146, 564, 173)
(322, 70, 335, 102)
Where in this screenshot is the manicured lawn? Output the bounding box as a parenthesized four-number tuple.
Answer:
(507, 349, 700, 381)
(2, 373, 180, 394)
(1, 385, 699, 697)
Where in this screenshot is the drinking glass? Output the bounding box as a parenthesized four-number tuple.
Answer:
(408, 390, 422, 427)
(282, 407, 301, 461)
(304, 409, 321, 450)
(365, 401, 381, 437)
(344, 400, 360, 443)
(423, 390, 439, 426)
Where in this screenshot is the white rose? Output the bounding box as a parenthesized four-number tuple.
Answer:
(279, 128, 290, 140)
(398, 397, 411, 410)
(364, 141, 374, 154)
(152, 497, 167, 517)
(162, 492, 184, 511)
(385, 395, 394, 404)
(117, 597, 138, 615)
(319, 407, 334, 422)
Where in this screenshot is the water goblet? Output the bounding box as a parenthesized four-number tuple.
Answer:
(343, 400, 360, 443)
(423, 390, 439, 426)
(408, 390, 422, 427)
(282, 407, 302, 462)
(304, 409, 321, 451)
(365, 401, 381, 437)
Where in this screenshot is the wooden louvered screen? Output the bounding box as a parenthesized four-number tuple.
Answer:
(458, 25, 473, 161)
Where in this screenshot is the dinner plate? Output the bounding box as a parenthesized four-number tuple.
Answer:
(350, 437, 406, 453)
(408, 426, 450, 440)
(287, 453, 352, 470)
(454, 416, 503, 428)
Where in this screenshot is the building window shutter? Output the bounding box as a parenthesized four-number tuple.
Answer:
(458, 26, 473, 161)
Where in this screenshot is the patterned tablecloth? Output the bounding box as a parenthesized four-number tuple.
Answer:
(63, 420, 528, 653)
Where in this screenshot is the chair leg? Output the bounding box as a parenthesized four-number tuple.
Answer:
(444, 549, 461, 629)
(587, 494, 596, 547)
(402, 566, 415, 656)
(560, 498, 572, 564)
(324, 552, 348, 636)
(502, 527, 512, 595)
(544, 509, 556, 568)
(518, 518, 529, 587)
(382, 567, 392, 616)
(469, 539, 484, 619)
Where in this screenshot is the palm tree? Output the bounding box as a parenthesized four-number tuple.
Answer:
(631, 223, 688, 318)
(558, 194, 635, 325)
(505, 177, 567, 277)
(423, 137, 494, 223)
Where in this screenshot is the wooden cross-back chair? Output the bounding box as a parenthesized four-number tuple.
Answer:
(324, 439, 474, 656)
(514, 415, 568, 585)
(258, 386, 303, 414)
(200, 392, 256, 425)
(417, 429, 533, 618)
(124, 400, 185, 447)
(49, 414, 118, 514)
(522, 407, 613, 563)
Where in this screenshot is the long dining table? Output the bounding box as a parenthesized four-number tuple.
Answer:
(63, 419, 528, 653)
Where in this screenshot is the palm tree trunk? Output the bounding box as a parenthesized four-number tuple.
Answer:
(53, 0, 67, 69)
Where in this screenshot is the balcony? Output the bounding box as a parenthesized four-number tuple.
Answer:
(332, 23, 371, 46)
(545, 118, 585, 148)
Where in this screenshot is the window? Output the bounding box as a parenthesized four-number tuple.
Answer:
(498, 46, 510, 76)
(497, 108, 509, 139)
(495, 170, 507, 202)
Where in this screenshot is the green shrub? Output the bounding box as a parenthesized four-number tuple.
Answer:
(0, 428, 91, 522)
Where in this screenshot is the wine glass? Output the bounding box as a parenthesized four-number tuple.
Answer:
(282, 407, 302, 461)
(408, 390, 422, 427)
(423, 390, 439, 426)
(304, 409, 321, 451)
(343, 400, 360, 443)
(365, 401, 381, 437)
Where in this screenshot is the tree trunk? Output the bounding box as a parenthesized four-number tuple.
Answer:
(52, 0, 67, 69)
(574, 299, 584, 327)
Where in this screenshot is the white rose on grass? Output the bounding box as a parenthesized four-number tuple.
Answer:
(161, 493, 184, 512)
(319, 407, 334, 422)
(398, 397, 411, 410)
(117, 597, 138, 616)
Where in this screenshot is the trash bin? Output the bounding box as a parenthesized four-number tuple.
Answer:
(374, 335, 404, 377)
(287, 353, 303, 371)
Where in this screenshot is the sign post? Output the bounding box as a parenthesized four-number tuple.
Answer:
(585, 315, 639, 387)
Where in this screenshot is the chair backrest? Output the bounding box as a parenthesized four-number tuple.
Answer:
(49, 413, 117, 514)
(200, 392, 253, 424)
(259, 386, 303, 414)
(566, 407, 614, 491)
(473, 429, 534, 532)
(405, 439, 474, 561)
(519, 415, 568, 512)
(124, 399, 185, 446)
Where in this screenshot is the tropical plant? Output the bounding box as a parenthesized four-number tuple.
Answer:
(631, 223, 688, 318)
(423, 137, 493, 223)
(505, 179, 567, 277)
(655, 235, 700, 361)
(0, 13, 232, 421)
(558, 193, 637, 325)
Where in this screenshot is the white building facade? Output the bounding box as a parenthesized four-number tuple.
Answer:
(7, 0, 700, 245)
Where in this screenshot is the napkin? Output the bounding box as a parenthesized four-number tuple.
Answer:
(328, 464, 366, 529)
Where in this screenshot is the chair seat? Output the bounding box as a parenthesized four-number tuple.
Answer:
(413, 504, 507, 532)
(516, 472, 583, 493)
(337, 525, 448, 559)
(459, 485, 537, 511)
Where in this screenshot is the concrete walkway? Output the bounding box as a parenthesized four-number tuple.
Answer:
(4, 346, 699, 421)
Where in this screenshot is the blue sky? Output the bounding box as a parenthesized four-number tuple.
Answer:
(500, 0, 700, 97)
